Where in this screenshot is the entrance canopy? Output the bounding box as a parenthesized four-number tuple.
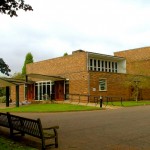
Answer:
(0, 77, 33, 107)
(0, 77, 32, 87)
(26, 73, 66, 81)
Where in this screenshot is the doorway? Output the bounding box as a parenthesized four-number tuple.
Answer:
(55, 81, 64, 100)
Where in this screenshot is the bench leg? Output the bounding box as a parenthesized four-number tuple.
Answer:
(9, 128, 25, 137)
(55, 136, 58, 148)
(9, 128, 13, 138)
(41, 138, 46, 150)
(21, 132, 25, 136)
(54, 130, 58, 148)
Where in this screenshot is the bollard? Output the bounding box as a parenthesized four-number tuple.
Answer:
(100, 96, 103, 108)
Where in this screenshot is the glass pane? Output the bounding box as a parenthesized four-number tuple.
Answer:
(112, 62, 114, 72)
(99, 79, 106, 91)
(35, 86, 38, 100)
(102, 61, 104, 71)
(47, 85, 50, 100)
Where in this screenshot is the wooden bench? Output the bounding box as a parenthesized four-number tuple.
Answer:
(0, 112, 59, 150)
(0, 112, 10, 129)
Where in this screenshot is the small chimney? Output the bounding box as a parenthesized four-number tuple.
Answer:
(72, 49, 85, 54)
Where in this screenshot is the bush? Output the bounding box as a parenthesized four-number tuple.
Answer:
(0, 96, 6, 103)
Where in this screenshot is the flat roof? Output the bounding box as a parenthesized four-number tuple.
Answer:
(27, 74, 66, 81)
(88, 52, 125, 61)
(0, 78, 32, 87)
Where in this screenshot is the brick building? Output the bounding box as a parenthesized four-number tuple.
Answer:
(10, 47, 150, 102)
(114, 47, 150, 76)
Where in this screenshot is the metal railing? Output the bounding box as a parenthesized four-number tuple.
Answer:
(68, 94, 124, 107)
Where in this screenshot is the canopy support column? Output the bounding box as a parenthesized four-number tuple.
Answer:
(6, 86, 10, 107)
(16, 85, 19, 107)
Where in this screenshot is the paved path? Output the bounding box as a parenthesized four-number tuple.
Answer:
(10, 105, 150, 150)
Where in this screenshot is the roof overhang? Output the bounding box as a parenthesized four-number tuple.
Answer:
(88, 52, 125, 61)
(26, 73, 66, 81)
(0, 78, 29, 87)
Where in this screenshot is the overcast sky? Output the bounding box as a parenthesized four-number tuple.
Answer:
(1, 0, 150, 75)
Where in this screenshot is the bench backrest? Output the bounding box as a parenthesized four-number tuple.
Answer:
(9, 114, 43, 138)
(0, 112, 9, 127)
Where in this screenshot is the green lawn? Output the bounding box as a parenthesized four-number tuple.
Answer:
(0, 103, 100, 112)
(0, 136, 37, 150)
(103, 100, 150, 107)
(0, 101, 150, 113)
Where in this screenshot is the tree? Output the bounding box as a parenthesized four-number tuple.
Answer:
(124, 74, 150, 101)
(63, 52, 68, 56)
(12, 72, 24, 79)
(0, 0, 33, 17)
(0, 87, 5, 97)
(0, 58, 11, 76)
(22, 52, 33, 75)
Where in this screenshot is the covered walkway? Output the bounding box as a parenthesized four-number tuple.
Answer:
(0, 77, 30, 107)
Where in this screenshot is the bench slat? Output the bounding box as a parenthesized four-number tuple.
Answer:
(0, 112, 9, 127)
(9, 113, 59, 149)
(0, 112, 59, 149)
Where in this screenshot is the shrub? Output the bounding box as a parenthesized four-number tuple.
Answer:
(0, 96, 6, 103)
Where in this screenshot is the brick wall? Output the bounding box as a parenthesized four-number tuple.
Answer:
(114, 47, 150, 75)
(67, 72, 89, 95)
(114, 47, 150, 61)
(11, 85, 25, 103)
(89, 71, 150, 100)
(89, 72, 130, 100)
(26, 50, 88, 77)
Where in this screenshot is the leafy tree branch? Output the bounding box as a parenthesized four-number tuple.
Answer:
(0, 58, 11, 76)
(0, 0, 33, 17)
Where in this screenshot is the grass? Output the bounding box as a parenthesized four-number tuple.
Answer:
(0, 136, 37, 150)
(0, 100, 150, 112)
(0, 103, 100, 112)
(103, 100, 150, 107)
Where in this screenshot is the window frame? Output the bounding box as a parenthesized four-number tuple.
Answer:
(99, 78, 107, 91)
(88, 58, 118, 73)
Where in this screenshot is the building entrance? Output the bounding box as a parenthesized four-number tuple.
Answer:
(55, 81, 65, 100)
(35, 81, 54, 100)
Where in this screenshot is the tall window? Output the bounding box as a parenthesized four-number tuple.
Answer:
(112, 62, 114, 72)
(102, 61, 104, 71)
(99, 79, 107, 91)
(35, 81, 54, 100)
(94, 59, 97, 71)
(105, 61, 108, 72)
(89, 59, 93, 70)
(88, 58, 118, 73)
(115, 62, 118, 73)
(98, 60, 101, 71)
(108, 61, 111, 72)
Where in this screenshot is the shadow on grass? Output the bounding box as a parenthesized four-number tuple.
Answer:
(0, 128, 39, 150)
(0, 136, 37, 150)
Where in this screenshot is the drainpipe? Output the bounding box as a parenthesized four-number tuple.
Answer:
(87, 52, 90, 96)
(64, 80, 65, 100)
(26, 75, 28, 101)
